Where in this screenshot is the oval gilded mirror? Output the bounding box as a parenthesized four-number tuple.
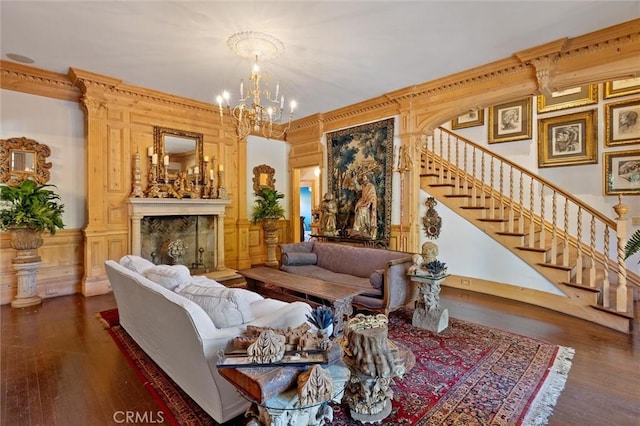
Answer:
(153, 126, 204, 185)
(0, 137, 52, 186)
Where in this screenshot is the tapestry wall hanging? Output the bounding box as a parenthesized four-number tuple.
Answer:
(326, 118, 394, 242)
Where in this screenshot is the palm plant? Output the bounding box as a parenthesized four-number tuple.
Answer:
(0, 180, 65, 234)
(625, 229, 640, 263)
(250, 187, 285, 224)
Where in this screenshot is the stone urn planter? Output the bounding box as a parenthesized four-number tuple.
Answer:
(1, 180, 65, 308)
(9, 227, 44, 307)
(250, 188, 286, 268)
(261, 217, 280, 267)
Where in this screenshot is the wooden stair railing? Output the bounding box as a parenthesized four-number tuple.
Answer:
(420, 127, 636, 330)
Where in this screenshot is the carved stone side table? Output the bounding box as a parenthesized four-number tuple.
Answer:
(408, 274, 449, 333)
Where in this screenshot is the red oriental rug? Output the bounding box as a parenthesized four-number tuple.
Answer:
(97, 307, 574, 426)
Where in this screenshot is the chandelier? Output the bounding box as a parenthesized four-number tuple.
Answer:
(216, 32, 297, 140)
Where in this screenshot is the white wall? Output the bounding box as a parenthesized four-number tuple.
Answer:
(246, 136, 290, 220)
(0, 89, 86, 229)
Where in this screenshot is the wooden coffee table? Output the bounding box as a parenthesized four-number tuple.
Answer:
(238, 267, 365, 336)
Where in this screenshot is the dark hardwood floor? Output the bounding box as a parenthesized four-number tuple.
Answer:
(1, 287, 639, 425)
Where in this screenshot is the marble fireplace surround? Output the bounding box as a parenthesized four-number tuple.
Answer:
(128, 198, 231, 271)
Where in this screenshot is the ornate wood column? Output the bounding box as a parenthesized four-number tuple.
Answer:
(68, 69, 122, 296)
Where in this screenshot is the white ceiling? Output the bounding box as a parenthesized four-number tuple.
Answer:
(1, 1, 639, 119)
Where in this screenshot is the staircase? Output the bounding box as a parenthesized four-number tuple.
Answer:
(421, 127, 638, 333)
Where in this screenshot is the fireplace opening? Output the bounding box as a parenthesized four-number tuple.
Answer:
(140, 215, 216, 274)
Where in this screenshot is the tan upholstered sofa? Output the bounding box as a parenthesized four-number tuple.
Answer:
(279, 241, 414, 315)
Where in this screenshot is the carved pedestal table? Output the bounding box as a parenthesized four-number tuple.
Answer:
(342, 314, 406, 424)
(409, 274, 449, 333)
(239, 363, 350, 426)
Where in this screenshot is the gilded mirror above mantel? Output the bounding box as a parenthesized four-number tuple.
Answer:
(0, 137, 52, 186)
(153, 126, 204, 185)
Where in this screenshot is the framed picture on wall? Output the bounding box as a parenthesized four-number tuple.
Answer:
(604, 150, 640, 195)
(537, 109, 598, 168)
(604, 98, 640, 146)
(488, 98, 532, 143)
(536, 85, 598, 113)
(604, 77, 640, 99)
(451, 110, 484, 130)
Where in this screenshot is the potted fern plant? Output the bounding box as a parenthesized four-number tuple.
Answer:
(1, 179, 64, 307)
(251, 187, 285, 267)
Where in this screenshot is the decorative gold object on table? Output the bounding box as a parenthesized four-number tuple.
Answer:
(130, 150, 144, 198)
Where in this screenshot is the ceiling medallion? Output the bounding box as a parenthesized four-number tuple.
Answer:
(226, 31, 285, 61)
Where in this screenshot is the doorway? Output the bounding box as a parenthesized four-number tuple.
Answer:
(292, 165, 321, 242)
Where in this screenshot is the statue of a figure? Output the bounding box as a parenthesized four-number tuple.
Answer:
(350, 174, 377, 239)
(320, 192, 337, 236)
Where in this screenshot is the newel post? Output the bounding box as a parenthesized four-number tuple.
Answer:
(613, 195, 628, 312)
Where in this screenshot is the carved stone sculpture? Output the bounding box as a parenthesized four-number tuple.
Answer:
(297, 365, 333, 406)
(410, 275, 449, 333)
(247, 330, 286, 364)
(342, 313, 405, 423)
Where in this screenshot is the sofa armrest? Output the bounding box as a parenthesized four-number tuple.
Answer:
(382, 256, 414, 314)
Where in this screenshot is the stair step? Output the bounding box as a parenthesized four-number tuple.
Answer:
(516, 246, 547, 253)
(478, 218, 508, 223)
(460, 206, 489, 210)
(590, 304, 635, 319)
(429, 183, 455, 188)
(496, 231, 527, 237)
(537, 262, 573, 272)
(561, 281, 601, 293)
(444, 194, 472, 198)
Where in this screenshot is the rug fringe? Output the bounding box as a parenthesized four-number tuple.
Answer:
(521, 346, 575, 426)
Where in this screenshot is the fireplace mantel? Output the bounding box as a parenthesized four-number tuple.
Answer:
(127, 198, 231, 270)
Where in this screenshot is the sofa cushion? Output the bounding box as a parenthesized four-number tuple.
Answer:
(312, 243, 406, 278)
(280, 265, 373, 292)
(369, 269, 384, 289)
(281, 252, 318, 266)
(178, 284, 256, 328)
(142, 264, 191, 291)
(279, 241, 314, 254)
(119, 255, 155, 274)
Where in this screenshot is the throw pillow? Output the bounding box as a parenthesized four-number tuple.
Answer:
(281, 252, 318, 266)
(279, 241, 314, 254)
(119, 255, 155, 274)
(178, 284, 255, 328)
(142, 264, 191, 291)
(369, 269, 385, 289)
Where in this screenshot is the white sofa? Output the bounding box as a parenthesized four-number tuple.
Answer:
(104, 256, 312, 424)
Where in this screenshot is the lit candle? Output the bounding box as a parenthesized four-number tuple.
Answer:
(204, 156, 209, 163)
(240, 80, 244, 98)
(147, 146, 153, 157)
(216, 95, 222, 109)
(163, 155, 169, 166)
(219, 164, 224, 172)
(194, 166, 199, 175)
(275, 82, 279, 99)
(280, 95, 284, 109)
(152, 153, 158, 165)
(290, 100, 297, 113)
(210, 169, 214, 180)
(188, 167, 193, 175)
